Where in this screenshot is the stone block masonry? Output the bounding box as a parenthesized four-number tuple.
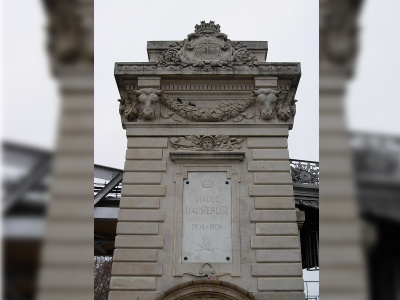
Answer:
(109, 20, 305, 300)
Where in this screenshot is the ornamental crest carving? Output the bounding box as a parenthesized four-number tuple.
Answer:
(158, 21, 257, 71)
(170, 135, 244, 151)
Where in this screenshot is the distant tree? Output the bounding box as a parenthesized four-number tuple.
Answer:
(94, 256, 113, 300)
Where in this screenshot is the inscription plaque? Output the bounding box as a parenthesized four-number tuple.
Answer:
(182, 171, 232, 263)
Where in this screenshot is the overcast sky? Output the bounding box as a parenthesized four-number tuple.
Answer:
(2, 0, 399, 171)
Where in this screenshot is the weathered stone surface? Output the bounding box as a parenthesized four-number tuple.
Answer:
(119, 197, 160, 209)
(116, 222, 159, 235)
(110, 276, 156, 290)
(124, 161, 166, 172)
(113, 249, 158, 262)
(253, 149, 289, 160)
(115, 235, 163, 249)
(137, 76, 161, 88)
(251, 236, 300, 249)
(253, 172, 292, 184)
(256, 223, 298, 235)
(127, 137, 168, 148)
(126, 149, 163, 160)
(126, 125, 288, 137)
(38, 268, 94, 289)
(123, 172, 162, 184)
(247, 137, 288, 149)
(44, 221, 93, 242)
(37, 292, 95, 300)
(320, 245, 364, 266)
(111, 262, 162, 276)
(256, 250, 302, 262)
(320, 222, 362, 243)
(252, 263, 302, 276)
(41, 244, 93, 266)
(258, 278, 304, 291)
(320, 269, 366, 290)
(252, 292, 305, 300)
(109, 291, 162, 300)
(254, 197, 295, 210)
(250, 210, 297, 222)
(248, 161, 290, 172)
(249, 185, 293, 196)
(118, 210, 164, 222)
(254, 76, 278, 88)
(320, 199, 358, 220)
(121, 185, 166, 197)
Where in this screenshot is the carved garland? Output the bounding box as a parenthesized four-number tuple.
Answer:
(160, 94, 254, 122)
(119, 88, 297, 123)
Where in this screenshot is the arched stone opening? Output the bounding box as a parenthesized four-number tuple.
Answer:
(155, 279, 255, 300)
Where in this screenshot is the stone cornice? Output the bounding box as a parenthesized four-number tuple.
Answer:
(114, 61, 301, 77)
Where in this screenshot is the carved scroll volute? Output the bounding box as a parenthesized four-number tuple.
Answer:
(122, 88, 163, 122)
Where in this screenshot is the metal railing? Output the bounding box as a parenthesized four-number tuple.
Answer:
(290, 159, 319, 185)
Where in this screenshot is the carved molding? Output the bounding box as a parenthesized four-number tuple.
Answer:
(155, 280, 255, 300)
(115, 62, 300, 74)
(157, 21, 257, 71)
(170, 135, 244, 151)
(169, 152, 246, 161)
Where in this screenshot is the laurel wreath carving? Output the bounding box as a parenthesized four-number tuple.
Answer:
(159, 94, 255, 122)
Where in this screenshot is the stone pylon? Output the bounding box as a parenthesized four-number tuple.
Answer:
(110, 21, 305, 300)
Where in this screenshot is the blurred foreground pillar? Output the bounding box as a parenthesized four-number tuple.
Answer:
(319, 0, 368, 299)
(37, 1, 94, 300)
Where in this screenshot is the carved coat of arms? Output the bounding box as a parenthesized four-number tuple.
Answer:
(157, 21, 257, 71)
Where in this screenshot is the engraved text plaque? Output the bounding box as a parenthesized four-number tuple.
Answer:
(182, 171, 232, 263)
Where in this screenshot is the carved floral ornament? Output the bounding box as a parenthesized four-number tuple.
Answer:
(118, 88, 297, 123)
(170, 135, 244, 151)
(157, 21, 257, 72)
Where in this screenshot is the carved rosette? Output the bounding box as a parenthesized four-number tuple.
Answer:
(157, 21, 257, 71)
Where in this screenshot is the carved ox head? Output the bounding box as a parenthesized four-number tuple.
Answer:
(133, 88, 163, 120)
(252, 89, 281, 120)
